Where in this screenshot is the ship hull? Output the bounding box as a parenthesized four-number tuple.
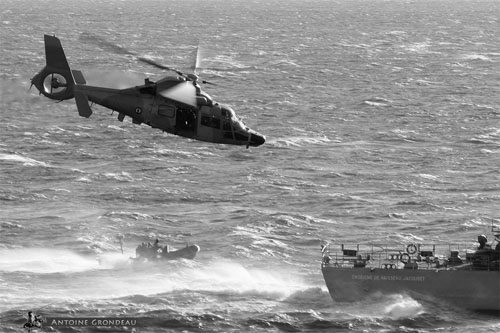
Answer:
(322, 266, 500, 311)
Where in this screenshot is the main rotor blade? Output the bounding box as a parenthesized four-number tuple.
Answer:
(200, 79, 216, 86)
(190, 45, 217, 85)
(158, 81, 197, 107)
(137, 57, 184, 76)
(80, 33, 215, 86)
(191, 45, 202, 75)
(79, 32, 185, 76)
(80, 32, 135, 56)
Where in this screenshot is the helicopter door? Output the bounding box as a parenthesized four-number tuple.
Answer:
(151, 103, 176, 130)
(197, 106, 220, 142)
(175, 107, 197, 136)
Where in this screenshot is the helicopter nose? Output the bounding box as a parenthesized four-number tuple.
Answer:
(249, 132, 266, 146)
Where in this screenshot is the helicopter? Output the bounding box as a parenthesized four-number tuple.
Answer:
(30, 34, 265, 147)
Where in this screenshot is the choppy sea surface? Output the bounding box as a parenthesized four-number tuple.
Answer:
(1, 0, 499, 332)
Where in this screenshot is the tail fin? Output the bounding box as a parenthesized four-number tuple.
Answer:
(31, 35, 75, 100)
(44, 34, 71, 71)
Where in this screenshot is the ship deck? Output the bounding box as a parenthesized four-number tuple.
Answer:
(321, 242, 499, 271)
(320, 241, 499, 310)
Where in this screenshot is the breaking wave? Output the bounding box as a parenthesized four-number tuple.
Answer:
(0, 153, 51, 168)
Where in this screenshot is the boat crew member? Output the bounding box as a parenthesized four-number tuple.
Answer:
(153, 238, 163, 254)
(477, 235, 490, 250)
(136, 242, 146, 258)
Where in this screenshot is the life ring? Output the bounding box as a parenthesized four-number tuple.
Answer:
(135, 107, 142, 114)
(401, 253, 411, 264)
(406, 244, 418, 255)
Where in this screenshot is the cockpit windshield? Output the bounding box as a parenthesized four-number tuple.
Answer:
(221, 105, 247, 132)
(233, 120, 246, 132)
(221, 105, 236, 119)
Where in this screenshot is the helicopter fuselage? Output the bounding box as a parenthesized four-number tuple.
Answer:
(31, 34, 265, 147)
(74, 80, 264, 146)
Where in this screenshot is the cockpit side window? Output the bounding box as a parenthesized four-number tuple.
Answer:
(201, 114, 220, 129)
(223, 120, 233, 139)
(158, 104, 175, 117)
(223, 121, 232, 131)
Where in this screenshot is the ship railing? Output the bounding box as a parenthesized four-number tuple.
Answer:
(321, 242, 499, 271)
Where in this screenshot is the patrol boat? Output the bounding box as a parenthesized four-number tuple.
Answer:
(321, 229, 500, 311)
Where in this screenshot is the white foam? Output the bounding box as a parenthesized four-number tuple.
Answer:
(1, 250, 310, 301)
(178, 260, 307, 297)
(0, 248, 100, 273)
(462, 53, 491, 61)
(0, 153, 50, 167)
(382, 294, 424, 319)
(272, 135, 332, 147)
(347, 293, 425, 319)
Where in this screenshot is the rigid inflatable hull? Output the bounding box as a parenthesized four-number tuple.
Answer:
(161, 245, 200, 260)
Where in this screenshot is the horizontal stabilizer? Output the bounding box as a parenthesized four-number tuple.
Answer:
(72, 70, 86, 85)
(74, 91, 92, 118)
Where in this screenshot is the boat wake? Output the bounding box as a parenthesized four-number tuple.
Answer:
(0, 248, 101, 274)
(0, 250, 312, 306)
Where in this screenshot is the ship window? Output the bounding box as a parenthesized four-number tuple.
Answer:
(201, 115, 220, 129)
(343, 249, 357, 256)
(158, 104, 175, 117)
(420, 250, 433, 257)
